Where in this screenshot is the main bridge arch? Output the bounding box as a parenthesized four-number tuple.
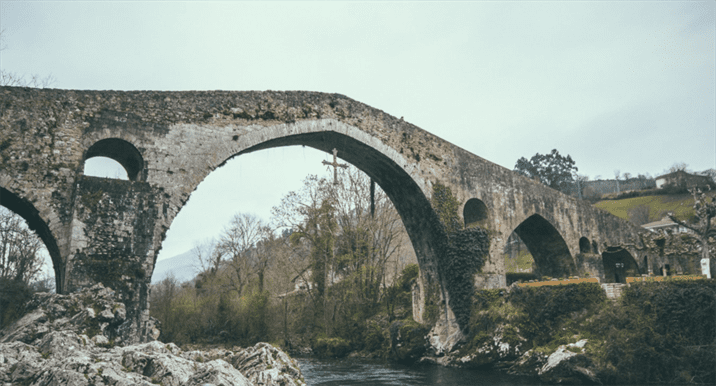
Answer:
(174, 120, 447, 276)
(1, 87, 650, 342)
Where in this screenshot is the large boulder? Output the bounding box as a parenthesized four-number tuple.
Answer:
(538, 340, 601, 385)
(0, 284, 130, 346)
(452, 324, 528, 368)
(230, 342, 304, 386)
(0, 286, 306, 386)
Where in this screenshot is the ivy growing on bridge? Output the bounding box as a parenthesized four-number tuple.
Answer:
(430, 182, 490, 330)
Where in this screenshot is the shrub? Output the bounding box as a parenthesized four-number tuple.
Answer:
(585, 281, 716, 384)
(313, 337, 351, 358)
(363, 322, 386, 353)
(389, 319, 429, 364)
(506, 283, 605, 346)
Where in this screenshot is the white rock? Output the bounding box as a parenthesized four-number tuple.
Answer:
(184, 359, 251, 386)
(0, 286, 305, 386)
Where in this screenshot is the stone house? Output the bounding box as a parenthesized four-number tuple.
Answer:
(641, 216, 691, 234)
(654, 170, 715, 190)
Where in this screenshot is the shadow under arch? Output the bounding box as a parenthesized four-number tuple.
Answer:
(463, 198, 488, 228)
(579, 237, 591, 254)
(602, 247, 640, 283)
(84, 138, 145, 181)
(512, 214, 576, 278)
(0, 187, 63, 293)
(218, 130, 445, 274)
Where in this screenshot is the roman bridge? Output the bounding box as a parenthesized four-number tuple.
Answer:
(1, 87, 651, 342)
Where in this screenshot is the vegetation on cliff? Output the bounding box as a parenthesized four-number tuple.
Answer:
(460, 280, 716, 384)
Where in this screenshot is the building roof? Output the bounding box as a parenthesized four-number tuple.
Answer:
(655, 170, 712, 181)
(655, 170, 687, 180)
(641, 216, 678, 230)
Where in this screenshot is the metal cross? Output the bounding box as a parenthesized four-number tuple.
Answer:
(322, 148, 348, 185)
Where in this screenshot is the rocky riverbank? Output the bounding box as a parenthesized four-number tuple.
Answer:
(419, 335, 600, 384)
(0, 284, 305, 386)
(409, 280, 716, 385)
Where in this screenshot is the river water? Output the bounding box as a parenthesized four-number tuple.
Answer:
(297, 357, 538, 386)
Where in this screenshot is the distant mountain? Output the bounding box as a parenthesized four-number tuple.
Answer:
(151, 250, 200, 284)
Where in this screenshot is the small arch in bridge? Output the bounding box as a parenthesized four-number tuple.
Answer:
(463, 198, 488, 228)
(513, 214, 576, 278)
(84, 157, 129, 180)
(602, 247, 639, 283)
(591, 240, 599, 254)
(0, 187, 62, 293)
(579, 237, 590, 254)
(84, 138, 144, 181)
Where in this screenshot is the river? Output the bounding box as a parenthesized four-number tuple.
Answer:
(297, 357, 538, 386)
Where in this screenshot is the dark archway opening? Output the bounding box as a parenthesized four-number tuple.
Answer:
(504, 232, 534, 283)
(84, 138, 144, 181)
(602, 247, 639, 283)
(0, 187, 62, 293)
(512, 214, 576, 279)
(463, 198, 488, 228)
(579, 237, 591, 254)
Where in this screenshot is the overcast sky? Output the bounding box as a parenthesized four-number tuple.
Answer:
(1, 1, 714, 262)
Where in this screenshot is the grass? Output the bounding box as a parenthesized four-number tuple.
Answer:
(504, 249, 534, 273)
(593, 191, 715, 223)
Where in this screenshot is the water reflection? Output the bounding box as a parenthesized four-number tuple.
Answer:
(297, 357, 537, 386)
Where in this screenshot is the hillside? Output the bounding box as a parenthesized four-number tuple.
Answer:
(593, 191, 715, 225)
(151, 249, 199, 284)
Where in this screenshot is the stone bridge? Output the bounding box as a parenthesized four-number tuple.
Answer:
(1, 87, 653, 342)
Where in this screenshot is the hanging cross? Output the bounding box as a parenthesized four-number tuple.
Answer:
(370, 178, 375, 218)
(322, 148, 348, 184)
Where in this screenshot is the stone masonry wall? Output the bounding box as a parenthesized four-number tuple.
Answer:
(67, 176, 159, 343)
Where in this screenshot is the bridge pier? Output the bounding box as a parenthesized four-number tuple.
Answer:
(64, 176, 160, 343)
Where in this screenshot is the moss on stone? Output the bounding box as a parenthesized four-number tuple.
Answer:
(389, 318, 429, 364)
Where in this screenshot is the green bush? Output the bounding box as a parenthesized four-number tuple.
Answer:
(622, 281, 715, 342)
(313, 337, 351, 358)
(363, 322, 386, 353)
(389, 319, 429, 364)
(584, 281, 716, 384)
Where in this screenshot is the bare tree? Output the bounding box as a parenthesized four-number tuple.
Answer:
(192, 238, 221, 275)
(0, 208, 45, 285)
(574, 174, 589, 200)
(668, 162, 690, 173)
(0, 30, 55, 88)
(217, 213, 271, 296)
(334, 167, 408, 294)
(667, 188, 716, 263)
(628, 205, 651, 226)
